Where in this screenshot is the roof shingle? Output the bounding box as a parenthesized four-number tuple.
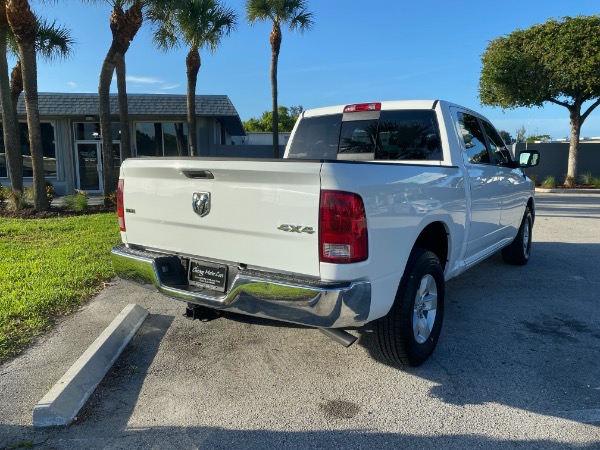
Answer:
(13, 93, 245, 135)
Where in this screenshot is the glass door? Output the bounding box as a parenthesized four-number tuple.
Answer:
(76, 142, 102, 192)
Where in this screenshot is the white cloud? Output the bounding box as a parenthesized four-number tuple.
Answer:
(126, 75, 164, 84)
(160, 84, 180, 90)
(66, 81, 77, 89)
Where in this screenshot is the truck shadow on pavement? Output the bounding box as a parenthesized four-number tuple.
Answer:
(1, 424, 598, 450)
(358, 241, 600, 426)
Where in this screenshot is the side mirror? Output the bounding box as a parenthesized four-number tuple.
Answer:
(519, 150, 540, 168)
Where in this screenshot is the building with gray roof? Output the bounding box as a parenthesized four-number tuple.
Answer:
(1, 92, 245, 195)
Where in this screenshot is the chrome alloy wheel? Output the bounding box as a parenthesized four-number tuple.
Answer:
(412, 274, 438, 344)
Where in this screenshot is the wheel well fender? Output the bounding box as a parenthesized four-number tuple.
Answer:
(413, 221, 449, 270)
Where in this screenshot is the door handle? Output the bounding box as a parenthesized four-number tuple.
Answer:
(471, 180, 484, 189)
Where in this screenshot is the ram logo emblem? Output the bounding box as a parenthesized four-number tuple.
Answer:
(277, 224, 315, 234)
(192, 192, 211, 217)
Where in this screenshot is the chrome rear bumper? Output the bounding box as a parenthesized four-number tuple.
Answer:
(111, 244, 371, 328)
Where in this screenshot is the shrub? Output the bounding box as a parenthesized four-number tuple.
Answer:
(541, 176, 556, 188)
(0, 186, 8, 210)
(580, 172, 593, 185)
(12, 184, 55, 207)
(106, 191, 117, 208)
(62, 191, 89, 211)
(528, 174, 539, 186)
(22, 186, 34, 207)
(5, 189, 27, 211)
(591, 177, 600, 189)
(46, 182, 55, 204)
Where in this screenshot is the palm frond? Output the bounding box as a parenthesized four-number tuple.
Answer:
(246, 0, 313, 31)
(34, 17, 76, 61)
(288, 9, 313, 32)
(245, 0, 276, 24)
(161, 0, 237, 53)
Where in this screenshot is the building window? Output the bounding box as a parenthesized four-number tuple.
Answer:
(0, 122, 57, 178)
(75, 122, 121, 141)
(135, 122, 189, 157)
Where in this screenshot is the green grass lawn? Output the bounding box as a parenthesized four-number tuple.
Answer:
(0, 213, 120, 363)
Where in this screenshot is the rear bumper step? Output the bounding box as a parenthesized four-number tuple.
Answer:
(111, 244, 371, 328)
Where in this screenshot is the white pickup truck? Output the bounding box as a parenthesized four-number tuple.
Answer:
(112, 100, 540, 366)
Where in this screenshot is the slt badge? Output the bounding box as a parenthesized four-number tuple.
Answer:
(192, 192, 211, 217)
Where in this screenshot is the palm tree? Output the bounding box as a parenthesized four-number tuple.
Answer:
(149, 0, 237, 156)
(4, 18, 74, 193)
(95, 0, 143, 197)
(246, 0, 313, 158)
(6, 0, 47, 210)
(0, 1, 21, 192)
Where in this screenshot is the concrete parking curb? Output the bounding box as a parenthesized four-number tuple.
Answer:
(32, 303, 149, 427)
(536, 187, 600, 194)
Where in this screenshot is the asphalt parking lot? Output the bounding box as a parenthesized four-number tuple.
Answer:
(1, 192, 599, 450)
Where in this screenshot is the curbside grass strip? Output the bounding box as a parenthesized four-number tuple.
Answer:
(32, 304, 149, 427)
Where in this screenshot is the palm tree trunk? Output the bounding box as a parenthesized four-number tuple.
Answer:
(186, 46, 200, 156)
(115, 52, 131, 160)
(8, 60, 23, 186)
(0, 4, 23, 192)
(98, 50, 116, 195)
(98, 2, 143, 197)
(6, 0, 47, 210)
(16, 47, 45, 209)
(270, 22, 281, 158)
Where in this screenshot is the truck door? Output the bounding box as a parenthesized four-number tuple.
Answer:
(480, 120, 529, 230)
(452, 109, 504, 259)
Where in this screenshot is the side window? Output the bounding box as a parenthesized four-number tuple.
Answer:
(482, 121, 511, 165)
(456, 112, 490, 164)
(287, 114, 342, 159)
(375, 110, 442, 160)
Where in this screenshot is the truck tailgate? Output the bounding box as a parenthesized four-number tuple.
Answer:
(120, 159, 322, 277)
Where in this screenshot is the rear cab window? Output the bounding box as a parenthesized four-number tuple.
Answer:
(287, 108, 443, 162)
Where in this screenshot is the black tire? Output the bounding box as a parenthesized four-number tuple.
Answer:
(501, 207, 533, 266)
(375, 248, 445, 367)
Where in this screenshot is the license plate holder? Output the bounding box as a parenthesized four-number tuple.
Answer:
(188, 259, 228, 292)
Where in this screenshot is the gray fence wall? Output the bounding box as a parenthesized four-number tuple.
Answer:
(514, 142, 600, 183)
(210, 142, 600, 184)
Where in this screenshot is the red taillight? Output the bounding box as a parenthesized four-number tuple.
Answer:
(343, 102, 381, 113)
(319, 191, 368, 264)
(117, 179, 125, 231)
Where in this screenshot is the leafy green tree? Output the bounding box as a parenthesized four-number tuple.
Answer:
(149, 0, 237, 156)
(498, 130, 513, 145)
(243, 105, 303, 132)
(525, 134, 551, 143)
(246, 0, 313, 157)
(514, 126, 526, 144)
(480, 16, 600, 186)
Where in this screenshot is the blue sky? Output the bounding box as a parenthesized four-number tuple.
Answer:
(27, 0, 600, 139)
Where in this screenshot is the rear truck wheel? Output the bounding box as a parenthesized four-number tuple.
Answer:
(375, 248, 445, 367)
(501, 207, 533, 266)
